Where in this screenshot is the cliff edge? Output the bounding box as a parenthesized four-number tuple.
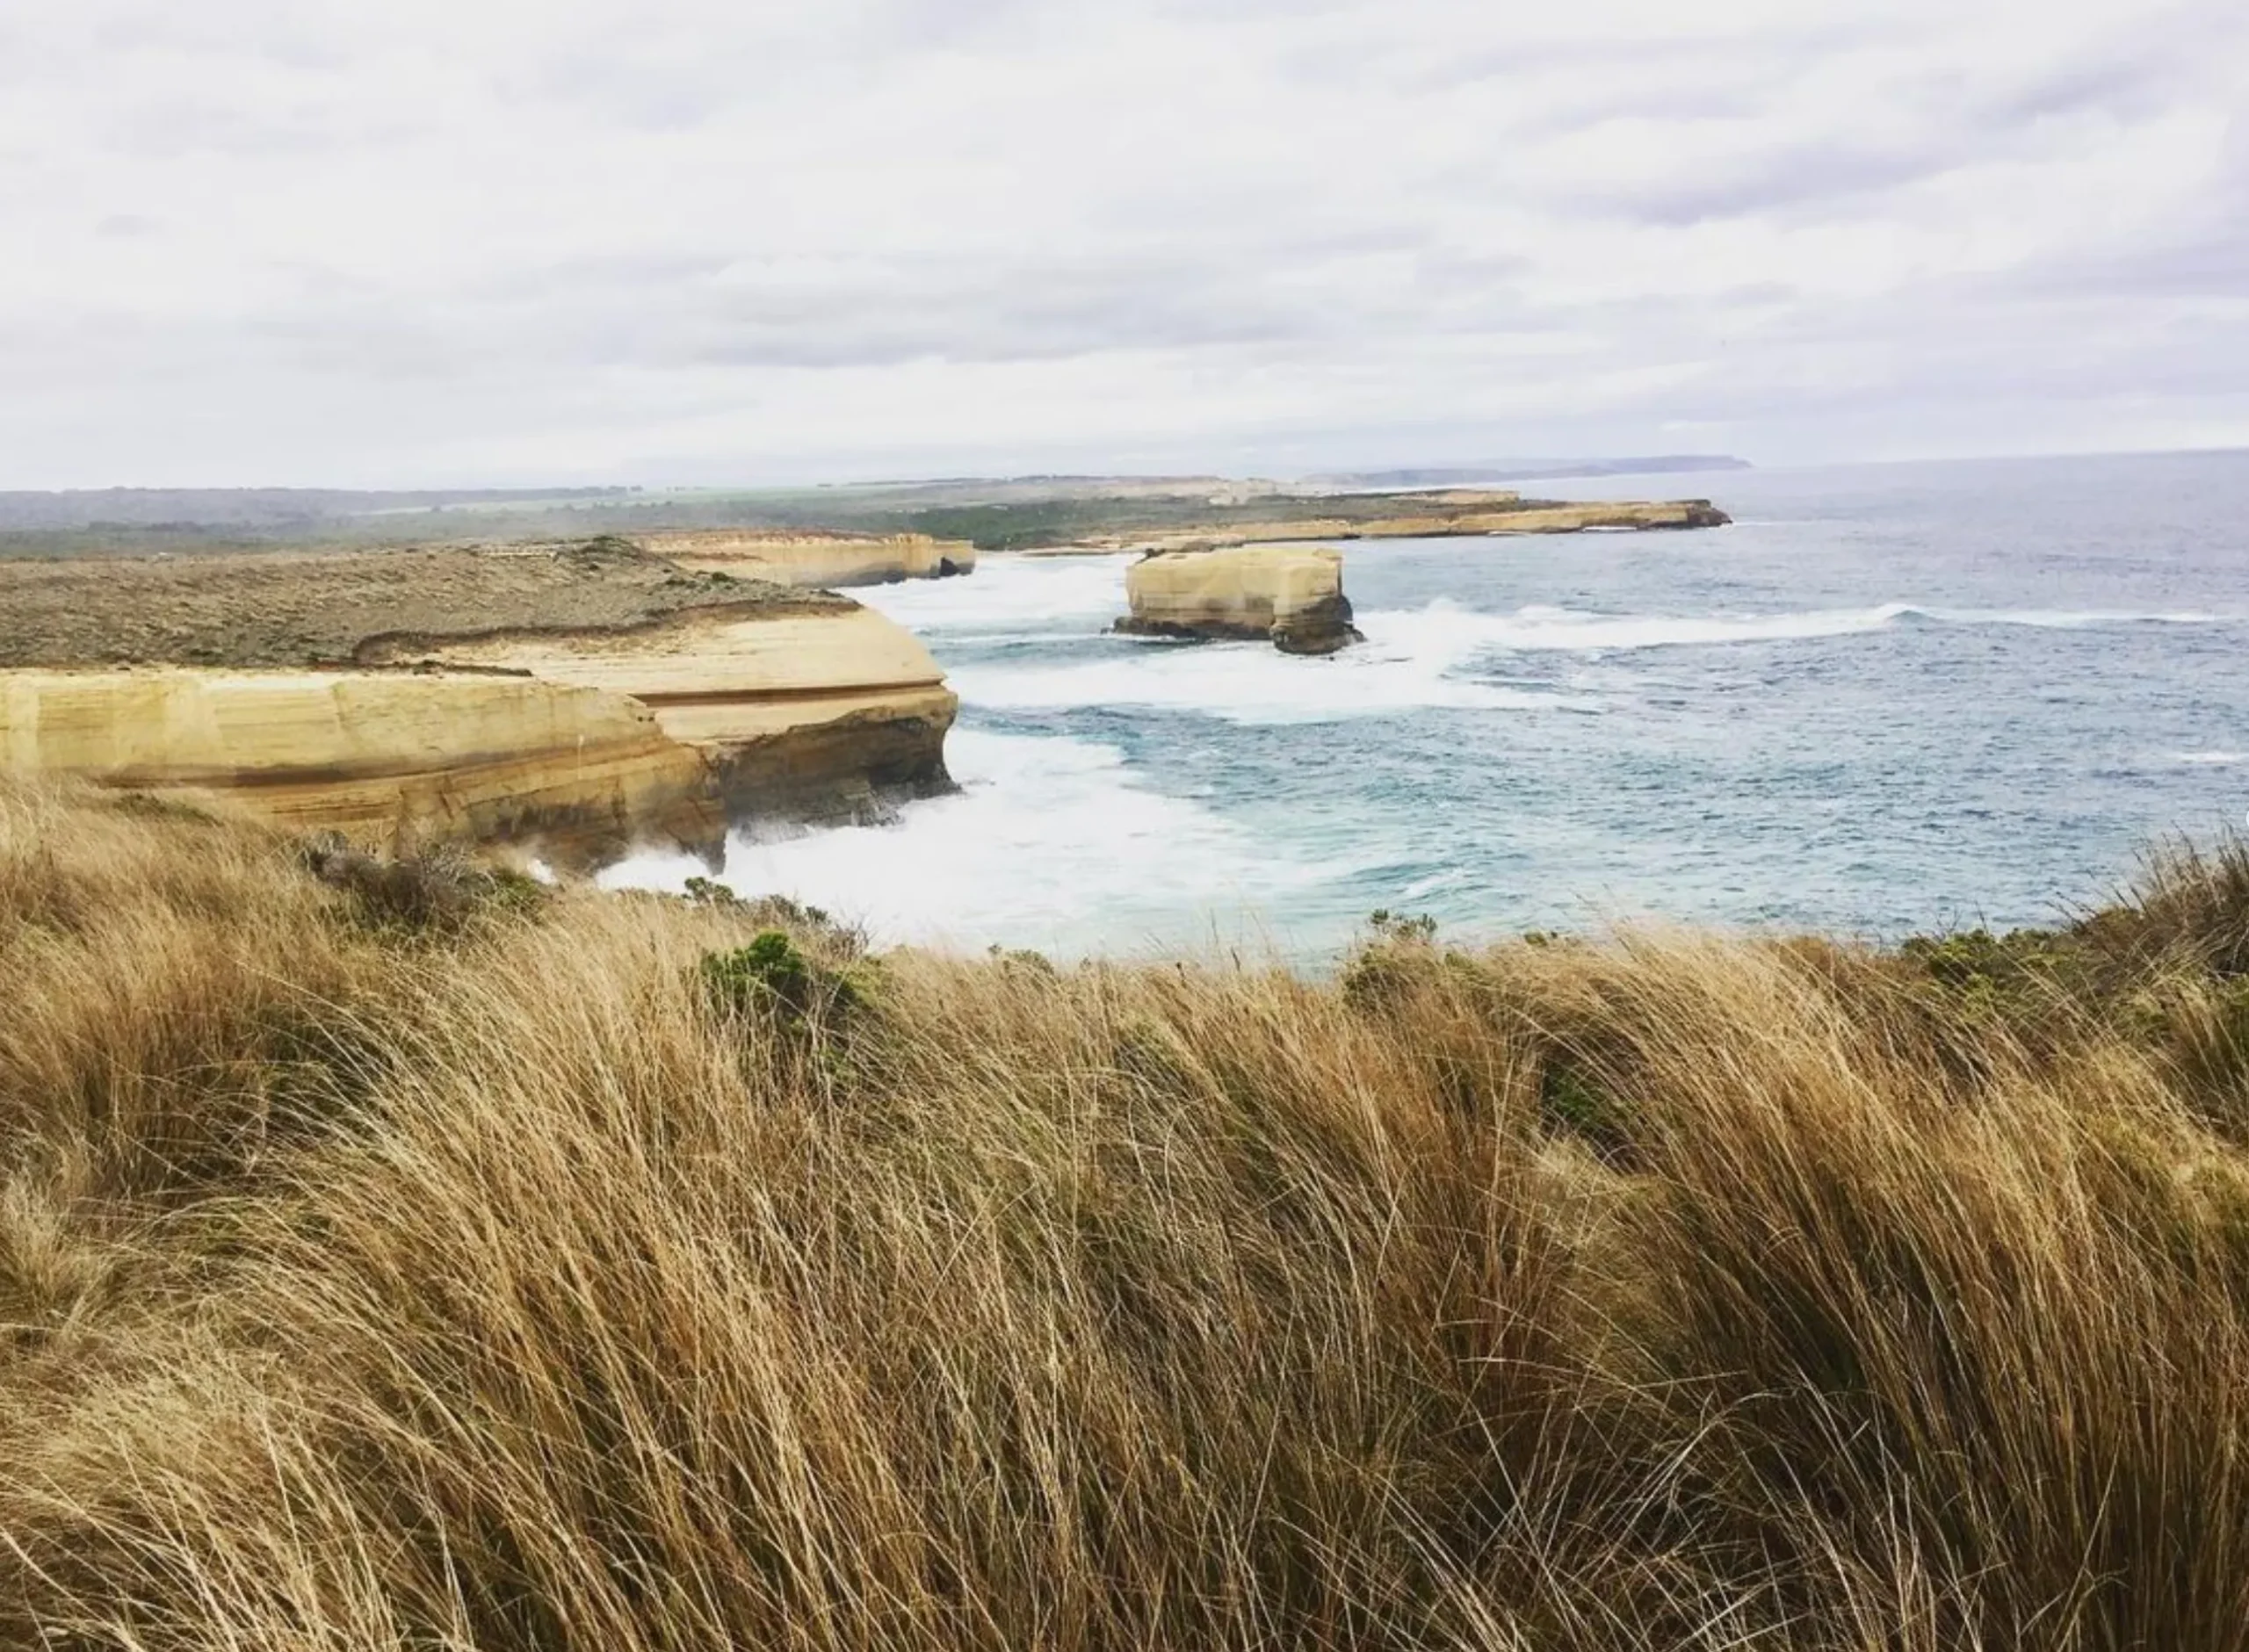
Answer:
(644, 530, 976, 588)
(0, 539, 956, 865)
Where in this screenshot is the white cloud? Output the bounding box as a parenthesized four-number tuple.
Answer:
(2, 0, 2245, 485)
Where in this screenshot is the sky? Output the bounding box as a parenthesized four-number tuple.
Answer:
(4, 0, 2246, 488)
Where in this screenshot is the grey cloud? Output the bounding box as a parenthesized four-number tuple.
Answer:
(1597, 141, 1963, 226)
(1985, 128, 2249, 303)
(1999, 54, 2180, 123)
(512, 250, 1342, 370)
(0, 250, 1332, 385)
(2005, 229, 2249, 304)
(1389, 24, 1856, 99)
(503, 39, 778, 131)
(7, 0, 2249, 486)
(103, 79, 423, 158)
(85, 3, 365, 72)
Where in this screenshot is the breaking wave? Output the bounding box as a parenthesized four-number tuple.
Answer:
(597, 729, 1370, 954)
(1347, 600, 2225, 655)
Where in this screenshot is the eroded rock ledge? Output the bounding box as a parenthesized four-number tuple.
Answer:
(1115, 546, 1363, 656)
(0, 667, 722, 868)
(0, 539, 957, 868)
(641, 530, 976, 588)
(386, 606, 957, 827)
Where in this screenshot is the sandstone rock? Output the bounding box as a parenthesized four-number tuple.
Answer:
(0, 543, 963, 866)
(394, 607, 958, 824)
(0, 668, 722, 869)
(1115, 546, 1363, 656)
(644, 530, 976, 588)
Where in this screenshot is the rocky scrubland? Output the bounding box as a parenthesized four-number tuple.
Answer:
(4, 779, 2248, 1648)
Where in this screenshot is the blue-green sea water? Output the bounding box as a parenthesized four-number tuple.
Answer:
(611, 450, 2249, 957)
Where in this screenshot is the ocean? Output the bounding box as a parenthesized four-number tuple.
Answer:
(607, 449, 2249, 959)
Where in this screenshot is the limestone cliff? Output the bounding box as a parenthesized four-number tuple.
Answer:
(0, 668, 721, 868)
(1115, 546, 1363, 656)
(644, 530, 976, 588)
(385, 607, 958, 824)
(0, 540, 961, 865)
(1030, 497, 1730, 556)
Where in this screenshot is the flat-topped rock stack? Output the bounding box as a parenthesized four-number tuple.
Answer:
(0, 537, 957, 868)
(641, 529, 975, 588)
(1116, 545, 1363, 656)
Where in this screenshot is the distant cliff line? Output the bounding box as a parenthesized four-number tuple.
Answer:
(0, 465, 1746, 558)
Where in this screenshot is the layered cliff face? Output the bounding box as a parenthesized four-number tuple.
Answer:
(0, 541, 959, 865)
(1115, 546, 1363, 656)
(644, 530, 976, 588)
(1430, 500, 1730, 535)
(0, 668, 721, 868)
(384, 607, 958, 824)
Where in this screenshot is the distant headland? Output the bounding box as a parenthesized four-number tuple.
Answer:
(0, 461, 1746, 559)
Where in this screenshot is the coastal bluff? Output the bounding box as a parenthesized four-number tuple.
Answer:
(382, 607, 957, 826)
(643, 530, 975, 588)
(0, 668, 721, 863)
(0, 538, 957, 867)
(1116, 545, 1363, 656)
(1026, 494, 1731, 556)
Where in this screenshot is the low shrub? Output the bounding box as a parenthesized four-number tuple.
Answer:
(696, 929, 864, 1026)
(300, 835, 548, 935)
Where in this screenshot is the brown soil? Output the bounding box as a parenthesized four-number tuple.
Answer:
(0, 537, 850, 670)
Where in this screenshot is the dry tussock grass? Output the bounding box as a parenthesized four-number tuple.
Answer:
(3, 776, 2247, 1649)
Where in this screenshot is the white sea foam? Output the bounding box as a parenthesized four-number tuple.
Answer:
(2171, 751, 2246, 766)
(906, 595, 2226, 725)
(598, 729, 1363, 953)
(951, 655, 1589, 724)
(852, 553, 1132, 632)
(1922, 606, 2224, 629)
(951, 599, 1607, 724)
(860, 552, 2224, 659)
(1340, 600, 2227, 657)
(1355, 600, 1913, 653)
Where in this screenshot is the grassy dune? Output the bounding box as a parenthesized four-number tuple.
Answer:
(4, 779, 2248, 1649)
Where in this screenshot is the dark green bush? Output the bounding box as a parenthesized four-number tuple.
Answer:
(696, 930, 863, 1026)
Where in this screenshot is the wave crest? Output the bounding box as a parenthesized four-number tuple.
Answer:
(1355, 600, 2225, 655)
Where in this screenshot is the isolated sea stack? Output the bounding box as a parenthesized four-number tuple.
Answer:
(1116, 545, 1363, 656)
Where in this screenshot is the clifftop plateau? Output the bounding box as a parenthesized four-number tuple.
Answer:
(0, 536, 844, 671)
(641, 530, 975, 588)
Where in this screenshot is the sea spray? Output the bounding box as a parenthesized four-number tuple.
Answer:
(601, 729, 1370, 954)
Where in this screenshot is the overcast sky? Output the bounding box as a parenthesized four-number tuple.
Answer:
(4, 0, 2246, 487)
